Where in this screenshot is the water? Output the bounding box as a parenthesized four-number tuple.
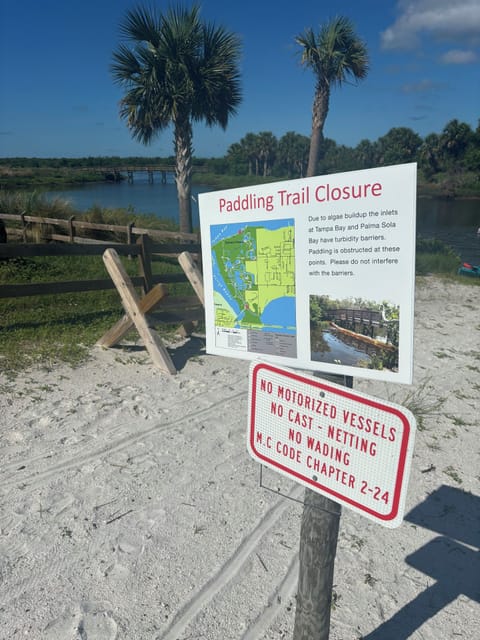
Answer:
(46, 171, 212, 229)
(417, 197, 479, 265)
(311, 328, 373, 367)
(47, 177, 480, 263)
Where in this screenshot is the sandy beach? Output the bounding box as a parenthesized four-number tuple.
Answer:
(0, 276, 478, 640)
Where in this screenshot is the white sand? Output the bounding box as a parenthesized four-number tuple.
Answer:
(0, 276, 478, 640)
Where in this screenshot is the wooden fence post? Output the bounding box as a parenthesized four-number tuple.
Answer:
(126, 222, 134, 259)
(20, 212, 27, 243)
(293, 375, 353, 640)
(68, 216, 75, 243)
(126, 222, 134, 244)
(137, 234, 153, 293)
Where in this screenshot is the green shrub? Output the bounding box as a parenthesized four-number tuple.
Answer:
(416, 236, 461, 275)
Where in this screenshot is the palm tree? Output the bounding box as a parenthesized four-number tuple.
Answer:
(296, 16, 369, 177)
(277, 131, 310, 178)
(256, 131, 278, 177)
(111, 4, 242, 233)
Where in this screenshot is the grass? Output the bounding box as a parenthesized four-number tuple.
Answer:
(415, 236, 463, 276)
(392, 376, 447, 431)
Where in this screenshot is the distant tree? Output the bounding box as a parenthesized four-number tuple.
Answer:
(322, 141, 358, 174)
(226, 142, 247, 175)
(227, 133, 261, 175)
(464, 120, 480, 172)
(354, 138, 378, 169)
(296, 16, 369, 177)
(277, 132, 310, 177)
(241, 132, 262, 175)
(256, 131, 277, 177)
(377, 127, 422, 165)
(418, 133, 442, 178)
(439, 119, 474, 169)
(111, 4, 242, 233)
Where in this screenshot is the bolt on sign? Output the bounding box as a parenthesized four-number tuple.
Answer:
(248, 362, 416, 528)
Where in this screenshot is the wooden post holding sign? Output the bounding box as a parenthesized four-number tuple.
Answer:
(247, 362, 416, 637)
(294, 374, 352, 640)
(294, 490, 341, 639)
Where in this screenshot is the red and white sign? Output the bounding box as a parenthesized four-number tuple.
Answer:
(248, 362, 416, 528)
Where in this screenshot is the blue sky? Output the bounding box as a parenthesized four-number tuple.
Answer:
(0, 0, 479, 158)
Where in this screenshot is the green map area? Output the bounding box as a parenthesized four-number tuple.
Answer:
(211, 221, 296, 331)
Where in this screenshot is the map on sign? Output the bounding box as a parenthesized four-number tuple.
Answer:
(210, 219, 297, 358)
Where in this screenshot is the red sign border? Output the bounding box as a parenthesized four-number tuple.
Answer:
(249, 362, 413, 523)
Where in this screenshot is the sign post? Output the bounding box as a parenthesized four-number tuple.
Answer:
(294, 488, 342, 640)
(294, 373, 352, 640)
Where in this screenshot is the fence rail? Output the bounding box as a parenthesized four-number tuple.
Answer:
(0, 215, 202, 315)
(0, 212, 199, 244)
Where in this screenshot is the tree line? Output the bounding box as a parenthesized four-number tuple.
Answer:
(3, 116, 477, 184)
(211, 118, 480, 181)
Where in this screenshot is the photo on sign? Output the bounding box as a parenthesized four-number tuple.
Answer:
(309, 295, 400, 372)
(210, 219, 297, 357)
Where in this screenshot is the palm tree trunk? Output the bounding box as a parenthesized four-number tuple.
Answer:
(307, 83, 330, 177)
(174, 118, 193, 234)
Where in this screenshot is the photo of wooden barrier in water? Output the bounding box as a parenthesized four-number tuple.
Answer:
(309, 295, 400, 372)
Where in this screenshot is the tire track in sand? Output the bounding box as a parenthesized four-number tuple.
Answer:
(0, 389, 247, 492)
(157, 484, 303, 640)
(240, 553, 299, 640)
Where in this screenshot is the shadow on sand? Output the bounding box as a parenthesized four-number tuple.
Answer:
(362, 485, 479, 639)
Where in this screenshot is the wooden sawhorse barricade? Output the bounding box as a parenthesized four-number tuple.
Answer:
(97, 248, 204, 375)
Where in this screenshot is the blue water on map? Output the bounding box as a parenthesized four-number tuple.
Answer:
(261, 297, 296, 334)
(210, 219, 293, 244)
(210, 219, 296, 331)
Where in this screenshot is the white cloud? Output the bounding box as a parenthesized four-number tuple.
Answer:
(381, 0, 480, 50)
(441, 49, 477, 63)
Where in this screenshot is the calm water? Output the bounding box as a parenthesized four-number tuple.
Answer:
(416, 197, 479, 265)
(47, 171, 211, 229)
(47, 176, 480, 263)
(311, 327, 373, 367)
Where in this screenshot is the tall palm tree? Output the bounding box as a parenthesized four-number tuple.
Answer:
(256, 131, 277, 177)
(111, 4, 242, 233)
(296, 16, 369, 177)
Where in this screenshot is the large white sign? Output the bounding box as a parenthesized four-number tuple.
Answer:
(248, 362, 416, 528)
(199, 164, 417, 383)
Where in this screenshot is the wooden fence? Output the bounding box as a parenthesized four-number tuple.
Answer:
(0, 213, 204, 327)
(0, 211, 198, 245)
